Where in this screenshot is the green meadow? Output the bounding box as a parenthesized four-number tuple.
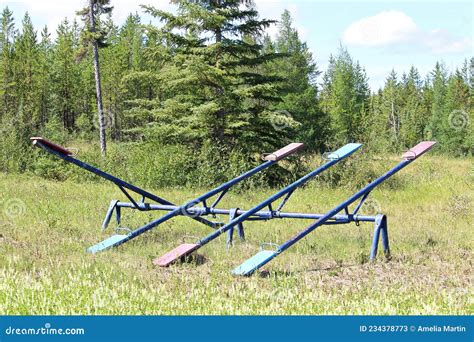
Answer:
(0, 155, 472, 315)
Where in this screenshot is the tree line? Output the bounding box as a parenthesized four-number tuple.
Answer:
(0, 0, 472, 182)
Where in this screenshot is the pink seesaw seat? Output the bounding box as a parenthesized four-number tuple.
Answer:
(402, 141, 437, 160)
(264, 143, 304, 161)
(153, 243, 200, 267)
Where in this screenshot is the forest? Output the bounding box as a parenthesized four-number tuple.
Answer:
(0, 0, 472, 187)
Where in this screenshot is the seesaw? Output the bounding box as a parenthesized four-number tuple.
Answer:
(232, 141, 437, 275)
(31, 137, 303, 251)
(31, 137, 436, 275)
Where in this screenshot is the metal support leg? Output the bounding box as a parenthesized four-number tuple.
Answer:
(226, 208, 245, 248)
(237, 219, 245, 242)
(370, 214, 390, 261)
(115, 205, 121, 226)
(102, 200, 119, 231)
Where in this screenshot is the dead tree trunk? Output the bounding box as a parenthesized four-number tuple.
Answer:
(89, 0, 106, 156)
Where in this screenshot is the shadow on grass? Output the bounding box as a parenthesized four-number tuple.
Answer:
(180, 253, 207, 266)
(255, 258, 394, 278)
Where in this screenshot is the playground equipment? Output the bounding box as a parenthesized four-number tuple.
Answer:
(232, 141, 437, 276)
(154, 143, 363, 266)
(31, 137, 436, 275)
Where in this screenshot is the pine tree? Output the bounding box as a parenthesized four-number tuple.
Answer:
(118, 14, 143, 71)
(427, 62, 447, 140)
(37, 26, 53, 126)
(378, 70, 401, 149)
(442, 69, 472, 155)
(366, 88, 387, 151)
(399, 66, 424, 147)
(72, 18, 96, 134)
(112, 13, 151, 137)
(52, 19, 80, 130)
(15, 12, 39, 130)
(100, 15, 122, 139)
(120, 15, 164, 137)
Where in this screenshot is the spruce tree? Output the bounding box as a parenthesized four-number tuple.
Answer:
(443, 69, 472, 155)
(0, 7, 16, 121)
(139, 0, 293, 155)
(52, 19, 79, 130)
(269, 9, 327, 151)
(37, 26, 53, 126)
(101, 16, 122, 139)
(380, 70, 402, 148)
(15, 12, 39, 130)
(118, 14, 144, 71)
(320, 46, 369, 144)
(399, 66, 424, 147)
(427, 62, 447, 140)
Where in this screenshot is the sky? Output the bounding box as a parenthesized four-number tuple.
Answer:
(1, 0, 473, 90)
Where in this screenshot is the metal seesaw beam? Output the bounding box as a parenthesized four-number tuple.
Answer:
(85, 142, 304, 253)
(31, 137, 217, 229)
(232, 141, 437, 276)
(154, 143, 363, 267)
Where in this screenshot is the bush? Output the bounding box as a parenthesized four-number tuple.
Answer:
(2, 136, 428, 192)
(111, 143, 198, 189)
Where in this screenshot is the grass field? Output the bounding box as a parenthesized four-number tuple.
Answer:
(0, 155, 472, 315)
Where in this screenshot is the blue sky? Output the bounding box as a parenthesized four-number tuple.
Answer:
(2, 0, 473, 90)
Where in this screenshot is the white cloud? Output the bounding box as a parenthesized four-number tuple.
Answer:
(342, 10, 472, 54)
(342, 11, 417, 46)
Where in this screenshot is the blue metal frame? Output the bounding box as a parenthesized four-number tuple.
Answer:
(32, 138, 309, 253)
(87, 157, 276, 253)
(105, 202, 378, 224)
(232, 146, 435, 276)
(370, 214, 390, 261)
(155, 143, 363, 263)
(34, 137, 435, 274)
